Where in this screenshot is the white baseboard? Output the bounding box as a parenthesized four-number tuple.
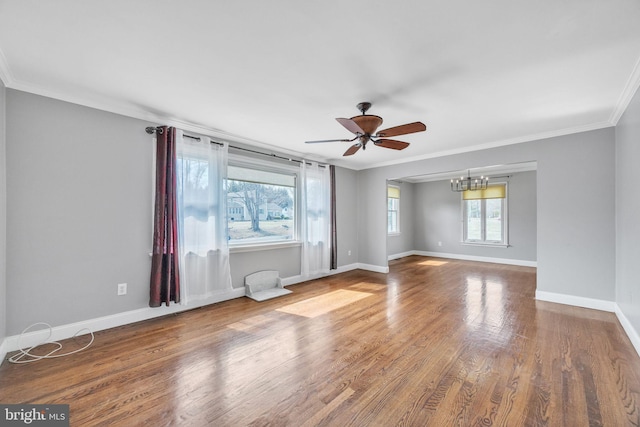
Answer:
(412, 250, 537, 267)
(281, 264, 361, 288)
(356, 263, 389, 274)
(535, 292, 640, 359)
(1, 266, 368, 357)
(281, 263, 388, 288)
(535, 290, 616, 312)
(335, 263, 360, 274)
(614, 306, 640, 358)
(306, 263, 387, 274)
(281, 275, 305, 287)
(282, 273, 327, 287)
(388, 251, 415, 261)
(2, 288, 246, 354)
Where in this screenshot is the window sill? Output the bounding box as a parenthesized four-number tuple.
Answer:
(230, 240, 302, 253)
(388, 232, 401, 237)
(461, 242, 510, 248)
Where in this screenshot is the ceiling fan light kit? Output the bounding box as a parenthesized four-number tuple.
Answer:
(305, 102, 426, 156)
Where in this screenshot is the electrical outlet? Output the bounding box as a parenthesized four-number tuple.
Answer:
(348, 250, 352, 256)
(117, 283, 127, 296)
(438, 241, 443, 247)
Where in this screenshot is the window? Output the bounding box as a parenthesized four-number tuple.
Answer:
(227, 163, 296, 245)
(388, 185, 400, 234)
(462, 184, 507, 245)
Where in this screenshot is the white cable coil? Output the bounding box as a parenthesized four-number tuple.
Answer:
(8, 322, 94, 364)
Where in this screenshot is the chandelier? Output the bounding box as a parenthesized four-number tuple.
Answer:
(450, 170, 489, 192)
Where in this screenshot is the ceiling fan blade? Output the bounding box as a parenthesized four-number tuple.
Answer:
(374, 139, 410, 150)
(336, 118, 365, 135)
(343, 144, 362, 156)
(376, 121, 426, 138)
(305, 138, 353, 144)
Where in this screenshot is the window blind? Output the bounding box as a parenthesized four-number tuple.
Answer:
(388, 186, 400, 199)
(462, 184, 506, 200)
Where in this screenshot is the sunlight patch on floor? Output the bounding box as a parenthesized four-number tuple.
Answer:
(419, 260, 449, 266)
(276, 290, 373, 318)
(349, 282, 386, 292)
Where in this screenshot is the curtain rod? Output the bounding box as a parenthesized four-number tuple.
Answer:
(145, 126, 327, 167)
(146, 126, 224, 147)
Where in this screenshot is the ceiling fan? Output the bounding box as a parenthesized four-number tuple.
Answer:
(305, 102, 426, 156)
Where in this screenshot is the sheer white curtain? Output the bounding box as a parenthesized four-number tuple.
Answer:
(175, 130, 232, 304)
(300, 161, 331, 277)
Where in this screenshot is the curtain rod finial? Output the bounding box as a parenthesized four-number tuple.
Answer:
(146, 126, 164, 135)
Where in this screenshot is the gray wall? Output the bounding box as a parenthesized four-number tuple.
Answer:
(413, 171, 537, 262)
(336, 167, 359, 266)
(414, 180, 460, 253)
(387, 180, 415, 257)
(4, 89, 360, 335)
(6, 90, 156, 334)
(0, 79, 6, 346)
(616, 85, 640, 331)
(358, 128, 616, 301)
(231, 247, 301, 289)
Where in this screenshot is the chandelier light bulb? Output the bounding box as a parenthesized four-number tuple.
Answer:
(450, 170, 490, 192)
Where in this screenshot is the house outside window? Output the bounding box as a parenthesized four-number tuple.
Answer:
(388, 185, 400, 235)
(227, 162, 296, 246)
(462, 183, 508, 245)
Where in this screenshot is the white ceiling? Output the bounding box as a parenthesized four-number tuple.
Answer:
(1, 1, 639, 170)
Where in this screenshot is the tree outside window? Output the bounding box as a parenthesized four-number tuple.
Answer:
(227, 164, 296, 245)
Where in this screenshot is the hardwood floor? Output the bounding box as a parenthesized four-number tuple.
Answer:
(1, 256, 640, 426)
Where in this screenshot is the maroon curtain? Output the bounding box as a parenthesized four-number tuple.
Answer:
(149, 126, 181, 307)
(330, 165, 337, 270)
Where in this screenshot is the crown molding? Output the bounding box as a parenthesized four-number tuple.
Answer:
(609, 54, 640, 125)
(356, 120, 614, 171)
(4, 75, 618, 172)
(7, 78, 329, 166)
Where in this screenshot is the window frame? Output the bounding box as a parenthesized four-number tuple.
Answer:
(226, 154, 301, 251)
(461, 182, 509, 247)
(387, 184, 401, 236)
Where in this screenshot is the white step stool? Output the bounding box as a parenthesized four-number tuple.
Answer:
(244, 270, 292, 302)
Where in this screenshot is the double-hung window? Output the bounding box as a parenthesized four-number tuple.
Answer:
(387, 185, 400, 235)
(226, 160, 297, 246)
(462, 184, 507, 245)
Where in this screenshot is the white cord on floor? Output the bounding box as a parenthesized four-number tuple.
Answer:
(8, 322, 95, 364)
